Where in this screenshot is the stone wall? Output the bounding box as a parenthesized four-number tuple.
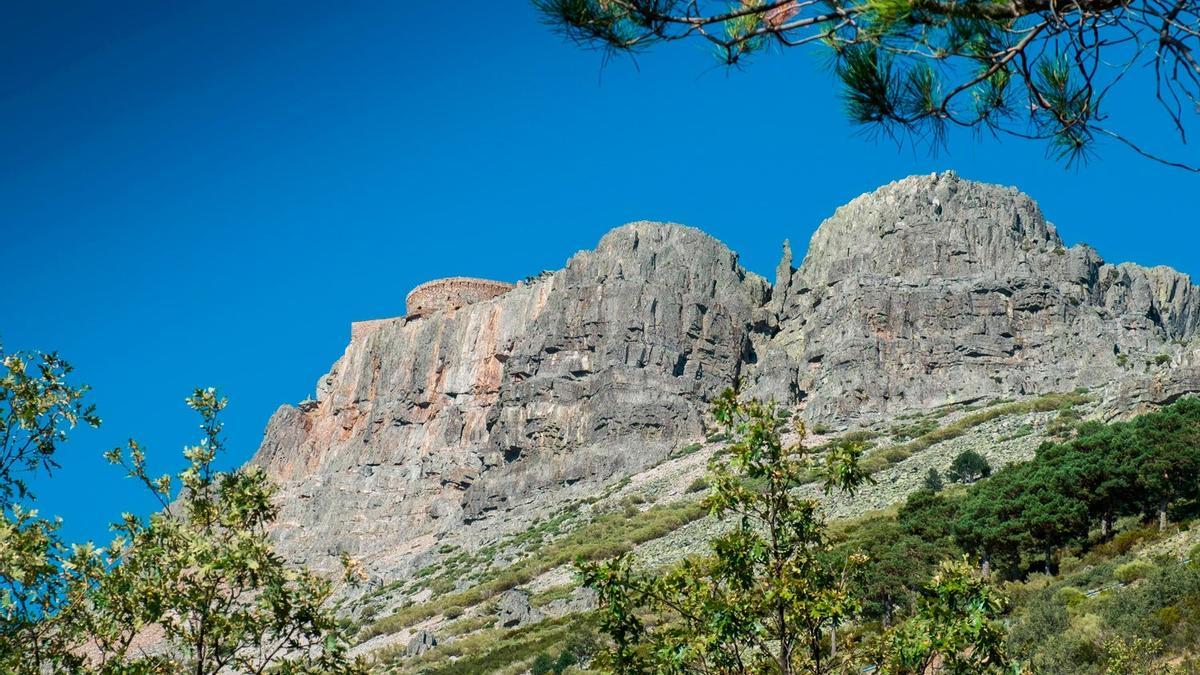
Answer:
(405, 277, 514, 317)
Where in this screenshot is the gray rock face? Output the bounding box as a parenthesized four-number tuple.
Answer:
(250, 173, 1200, 577)
(252, 222, 769, 572)
(495, 589, 543, 629)
(467, 223, 769, 520)
(756, 171, 1200, 421)
(405, 631, 437, 657)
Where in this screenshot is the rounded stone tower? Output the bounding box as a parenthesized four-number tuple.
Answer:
(405, 277, 514, 317)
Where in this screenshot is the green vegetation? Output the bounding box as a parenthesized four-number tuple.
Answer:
(668, 441, 703, 459)
(530, 584, 575, 608)
(825, 397, 1200, 672)
(381, 615, 601, 674)
(890, 417, 938, 442)
(859, 391, 1087, 475)
(0, 347, 363, 673)
(94, 389, 364, 673)
(1008, 556, 1200, 673)
(0, 348, 100, 673)
(567, 394, 1200, 673)
(579, 390, 1008, 673)
(946, 448, 992, 484)
(529, 632, 597, 675)
(922, 467, 944, 492)
(359, 497, 708, 640)
(538, 0, 1200, 172)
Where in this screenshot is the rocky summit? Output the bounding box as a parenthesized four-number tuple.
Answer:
(247, 172, 1200, 661)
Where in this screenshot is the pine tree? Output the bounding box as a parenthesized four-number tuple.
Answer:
(534, 0, 1200, 171)
(946, 450, 991, 484)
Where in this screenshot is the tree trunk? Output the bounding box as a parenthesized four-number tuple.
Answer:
(1159, 499, 1168, 531)
(1044, 544, 1053, 576)
(981, 553, 991, 579)
(1100, 512, 1112, 538)
(830, 625, 837, 660)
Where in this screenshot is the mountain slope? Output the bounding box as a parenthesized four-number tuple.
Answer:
(250, 171, 1200, 606)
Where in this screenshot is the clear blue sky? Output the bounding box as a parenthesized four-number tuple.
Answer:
(3, 1, 1197, 546)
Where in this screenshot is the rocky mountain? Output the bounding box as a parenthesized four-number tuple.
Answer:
(248, 172, 1200, 646)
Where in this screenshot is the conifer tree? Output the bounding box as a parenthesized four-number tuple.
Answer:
(535, 0, 1200, 170)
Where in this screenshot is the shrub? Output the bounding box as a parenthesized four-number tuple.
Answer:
(686, 477, 708, 493)
(1091, 525, 1159, 559)
(1115, 560, 1155, 584)
(946, 449, 992, 484)
(1056, 586, 1087, 607)
(891, 418, 939, 441)
(360, 499, 707, 639)
(443, 605, 464, 620)
(531, 652, 556, 675)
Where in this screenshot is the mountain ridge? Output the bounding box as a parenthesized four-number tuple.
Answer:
(249, 171, 1200, 589)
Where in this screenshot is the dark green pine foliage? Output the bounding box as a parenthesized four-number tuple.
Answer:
(532, 0, 1200, 170)
(923, 467, 944, 492)
(946, 449, 991, 484)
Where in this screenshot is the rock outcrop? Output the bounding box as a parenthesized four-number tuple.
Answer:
(756, 172, 1200, 420)
(250, 172, 1200, 577)
(253, 222, 769, 571)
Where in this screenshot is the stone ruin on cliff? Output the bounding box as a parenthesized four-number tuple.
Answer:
(404, 277, 514, 317)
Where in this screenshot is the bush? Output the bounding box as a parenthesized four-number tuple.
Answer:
(1115, 560, 1155, 584)
(443, 605, 464, 620)
(671, 442, 703, 459)
(891, 418, 939, 441)
(686, 477, 708, 493)
(1091, 525, 1159, 559)
(946, 449, 991, 484)
(360, 500, 707, 639)
(922, 468, 944, 492)
(531, 652, 556, 675)
(1056, 586, 1087, 607)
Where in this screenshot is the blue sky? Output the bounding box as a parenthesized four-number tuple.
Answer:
(3, 1, 1197, 546)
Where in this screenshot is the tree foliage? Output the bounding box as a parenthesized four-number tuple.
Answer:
(89, 388, 364, 674)
(535, 0, 1200, 170)
(0, 346, 101, 673)
(951, 397, 1200, 578)
(945, 449, 991, 484)
(0, 346, 100, 501)
(0, 345, 363, 674)
(921, 468, 943, 492)
(579, 389, 1009, 674)
(872, 558, 1010, 674)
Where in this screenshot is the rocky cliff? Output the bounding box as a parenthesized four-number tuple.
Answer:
(251, 171, 1200, 579)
